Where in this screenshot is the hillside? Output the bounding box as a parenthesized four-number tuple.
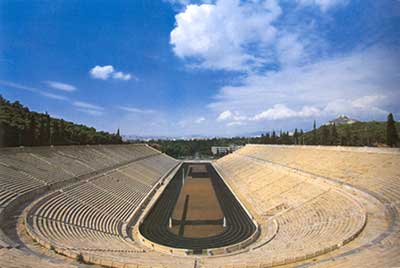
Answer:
(0, 95, 122, 147)
(303, 119, 400, 147)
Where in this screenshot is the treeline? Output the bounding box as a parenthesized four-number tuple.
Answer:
(262, 116, 399, 147)
(145, 114, 399, 158)
(146, 137, 258, 158)
(0, 95, 122, 147)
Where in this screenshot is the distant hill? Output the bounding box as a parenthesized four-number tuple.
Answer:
(304, 117, 400, 147)
(0, 95, 122, 147)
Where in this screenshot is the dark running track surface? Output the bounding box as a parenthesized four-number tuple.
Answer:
(138, 163, 256, 252)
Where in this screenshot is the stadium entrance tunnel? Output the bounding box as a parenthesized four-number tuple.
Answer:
(138, 162, 258, 255)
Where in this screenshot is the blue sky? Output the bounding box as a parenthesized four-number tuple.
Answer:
(1, 0, 399, 137)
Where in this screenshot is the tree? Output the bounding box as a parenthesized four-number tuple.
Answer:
(331, 123, 338, 145)
(320, 125, 330, 145)
(386, 113, 398, 147)
(293, 128, 299, 145)
(300, 129, 304, 145)
(271, 130, 277, 144)
(45, 113, 51, 145)
(59, 119, 66, 144)
(312, 120, 317, 145)
(29, 115, 37, 146)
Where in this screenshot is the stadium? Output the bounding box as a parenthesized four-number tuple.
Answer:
(0, 143, 399, 268)
(1, 1, 400, 267)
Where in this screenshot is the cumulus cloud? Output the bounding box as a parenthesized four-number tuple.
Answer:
(170, 0, 282, 71)
(217, 110, 233, 121)
(297, 0, 349, 11)
(209, 47, 399, 129)
(90, 65, 115, 80)
(112, 72, 132, 81)
(90, 65, 133, 81)
(252, 104, 320, 121)
(44, 81, 76, 92)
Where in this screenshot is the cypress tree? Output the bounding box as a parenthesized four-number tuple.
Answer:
(45, 113, 51, 145)
(312, 120, 317, 145)
(271, 130, 277, 144)
(386, 113, 398, 147)
(300, 129, 304, 145)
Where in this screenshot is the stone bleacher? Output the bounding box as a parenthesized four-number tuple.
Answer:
(0, 144, 179, 268)
(208, 145, 400, 268)
(1, 144, 399, 268)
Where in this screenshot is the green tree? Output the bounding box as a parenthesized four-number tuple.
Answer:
(293, 128, 299, 145)
(386, 113, 398, 147)
(312, 120, 317, 145)
(320, 125, 330, 145)
(331, 123, 338, 145)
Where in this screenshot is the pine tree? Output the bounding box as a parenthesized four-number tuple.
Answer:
(386, 113, 398, 147)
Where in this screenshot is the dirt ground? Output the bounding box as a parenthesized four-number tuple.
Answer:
(170, 164, 225, 238)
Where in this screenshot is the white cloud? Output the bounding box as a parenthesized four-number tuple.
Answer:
(217, 110, 233, 121)
(90, 65, 133, 81)
(209, 47, 399, 131)
(0, 80, 38, 93)
(118, 106, 155, 114)
(276, 33, 306, 66)
(351, 95, 386, 109)
(90, 65, 115, 80)
(227, 121, 246, 127)
(44, 81, 76, 92)
(76, 108, 104, 116)
(0, 80, 70, 102)
(324, 95, 388, 117)
(195, 117, 206, 123)
(170, 0, 282, 71)
(73, 101, 104, 111)
(297, 0, 349, 12)
(112, 72, 132, 81)
(40, 92, 69, 101)
(252, 104, 320, 121)
(73, 101, 104, 116)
